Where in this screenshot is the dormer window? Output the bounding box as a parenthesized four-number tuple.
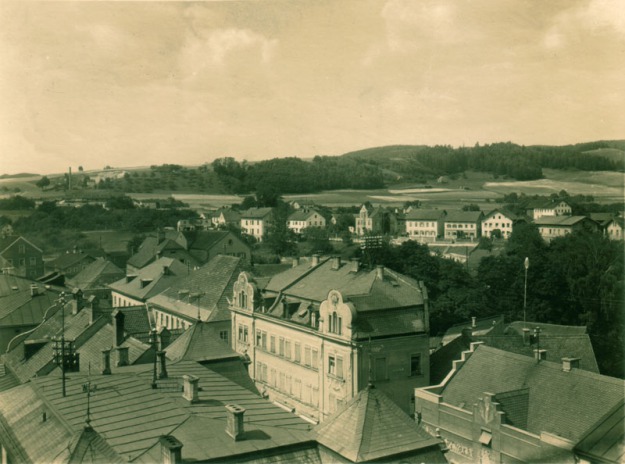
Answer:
(328, 311, 342, 335)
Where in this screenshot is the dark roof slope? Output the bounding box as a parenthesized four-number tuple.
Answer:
(444, 211, 483, 222)
(575, 399, 625, 464)
(126, 236, 187, 269)
(67, 258, 125, 290)
(315, 384, 444, 462)
(109, 257, 188, 301)
(165, 322, 239, 363)
(405, 209, 446, 221)
(240, 207, 273, 219)
(441, 345, 624, 441)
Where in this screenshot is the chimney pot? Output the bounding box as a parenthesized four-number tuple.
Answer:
(350, 258, 359, 273)
(522, 328, 531, 345)
(101, 349, 111, 375)
(376, 265, 384, 280)
(112, 309, 125, 346)
(534, 349, 547, 361)
(562, 357, 580, 372)
(292, 258, 299, 268)
(225, 404, 246, 441)
(331, 256, 341, 270)
(30, 284, 38, 297)
(311, 254, 320, 266)
(182, 375, 199, 403)
(115, 346, 129, 367)
(159, 435, 183, 464)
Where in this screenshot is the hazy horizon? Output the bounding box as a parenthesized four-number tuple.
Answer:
(1, 0, 624, 175)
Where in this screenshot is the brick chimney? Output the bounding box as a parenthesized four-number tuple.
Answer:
(101, 349, 111, 375)
(182, 375, 199, 403)
(350, 258, 359, 273)
(376, 265, 384, 280)
(158, 327, 171, 351)
(311, 254, 320, 266)
(112, 309, 124, 347)
(225, 404, 246, 441)
(157, 351, 168, 379)
(562, 357, 580, 372)
(331, 256, 341, 270)
(159, 436, 183, 464)
(115, 346, 129, 367)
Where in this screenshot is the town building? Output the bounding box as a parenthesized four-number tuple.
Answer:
(405, 209, 446, 243)
(45, 249, 104, 278)
(481, 209, 523, 239)
(527, 199, 572, 220)
(240, 207, 273, 242)
(147, 255, 246, 341)
(606, 217, 624, 240)
(0, 235, 44, 279)
(415, 343, 624, 464)
(229, 256, 431, 422)
(210, 208, 242, 229)
(534, 216, 599, 242)
(66, 257, 125, 300)
(355, 203, 397, 236)
(443, 211, 484, 240)
(110, 257, 188, 307)
(287, 209, 326, 234)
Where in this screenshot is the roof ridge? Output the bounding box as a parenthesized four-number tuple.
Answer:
(356, 387, 373, 461)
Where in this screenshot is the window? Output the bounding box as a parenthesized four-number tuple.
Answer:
(328, 355, 336, 376)
(19, 259, 25, 266)
(285, 340, 291, 359)
(270, 335, 276, 353)
(411, 354, 422, 376)
(18, 244, 25, 254)
(238, 325, 248, 342)
(279, 337, 285, 356)
(29, 257, 36, 265)
(219, 330, 228, 343)
(294, 343, 301, 363)
(279, 372, 285, 391)
(256, 330, 262, 347)
(304, 346, 312, 366)
(329, 311, 342, 335)
(270, 368, 276, 386)
(312, 348, 319, 370)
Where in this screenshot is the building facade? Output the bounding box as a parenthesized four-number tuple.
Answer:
(240, 208, 273, 242)
(405, 210, 446, 243)
(0, 236, 44, 279)
(287, 209, 326, 235)
(530, 200, 572, 220)
(481, 209, 518, 239)
(534, 216, 598, 242)
(229, 257, 431, 422)
(606, 217, 624, 240)
(443, 212, 483, 240)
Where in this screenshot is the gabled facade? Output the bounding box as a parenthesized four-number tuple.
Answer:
(405, 210, 446, 243)
(355, 204, 397, 236)
(240, 207, 273, 242)
(287, 209, 326, 234)
(443, 211, 484, 240)
(535, 216, 599, 242)
(606, 217, 624, 240)
(229, 257, 431, 422)
(416, 344, 624, 464)
(481, 209, 522, 239)
(0, 236, 44, 279)
(529, 200, 572, 220)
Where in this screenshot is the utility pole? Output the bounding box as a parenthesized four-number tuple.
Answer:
(150, 328, 158, 389)
(52, 292, 77, 397)
(523, 257, 529, 327)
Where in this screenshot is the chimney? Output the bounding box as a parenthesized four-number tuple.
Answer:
(471, 317, 477, 328)
(350, 258, 359, 273)
(331, 256, 341, 270)
(534, 349, 547, 361)
(158, 327, 171, 351)
(112, 309, 125, 347)
(281, 297, 288, 319)
(30, 284, 38, 297)
(225, 404, 246, 441)
(311, 254, 320, 266)
(182, 375, 199, 403)
(159, 436, 183, 464)
(157, 351, 168, 379)
(562, 357, 580, 372)
(115, 346, 129, 367)
(292, 257, 299, 268)
(162, 265, 169, 276)
(72, 288, 84, 312)
(522, 328, 531, 345)
(101, 349, 111, 375)
(376, 265, 384, 280)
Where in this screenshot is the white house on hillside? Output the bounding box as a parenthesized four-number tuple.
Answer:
(287, 209, 326, 234)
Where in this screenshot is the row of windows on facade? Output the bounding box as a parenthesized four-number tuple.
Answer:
(445, 223, 476, 229)
(483, 222, 511, 229)
(243, 220, 263, 226)
(5, 257, 38, 266)
(239, 325, 423, 378)
(406, 222, 438, 228)
(255, 361, 326, 408)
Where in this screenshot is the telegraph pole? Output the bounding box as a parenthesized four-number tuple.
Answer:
(523, 257, 529, 327)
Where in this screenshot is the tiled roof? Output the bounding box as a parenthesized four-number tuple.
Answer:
(440, 345, 624, 441)
(109, 257, 188, 301)
(444, 211, 483, 223)
(0, 285, 61, 328)
(405, 209, 446, 221)
(0, 274, 40, 297)
(0, 235, 42, 254)
(575, 399, 625, 464)
(67, 258, 125, 290)
(240, 207, 273, 219)
(442, 315, 504, 345)
(534, 215, 591, 226)
(48, 251, 98, 270)
(126, 237, 187, 269)
(0, 363, 18, 392)
(352, 308, 426, 338)
(288, 209, 322, 222)
(1, 359, 315, 462)
(506, 321, 587, 337)
(483, 209, 521, 221)
(165, 322, 239, 363)
(148, 255, 245, 323)
(315, 384, 443, 462)
(528, 199, 571, 209)
(67, 425, 125, 464)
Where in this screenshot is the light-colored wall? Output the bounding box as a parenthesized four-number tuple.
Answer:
(111, 291, 143, 308)
(482, 215, 514, 238)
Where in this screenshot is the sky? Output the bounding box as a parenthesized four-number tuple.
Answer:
(0, 0, 623, 175)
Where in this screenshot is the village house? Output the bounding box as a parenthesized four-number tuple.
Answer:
(355, 203, 397, 236)
(287, 209, 326, 235)
(527, 199, 572, 220)
(45, 250, 103, 278)
(534, 215, 599, 242)
(405, 209, 446, 243)
(415, 343, 624, 464)
(606, 217, 624, 240)
(210, 208, 242, 229)
(240, 207, 273, 242)
(229, 256, 431, 422)
(481, 209, 523, 239)
(443, 211, 484, 240)
(0, 235, 44, 279)
(66, 257, 125, 302)
(110, 257, 188, 307)
(290, 199, 316, 210)
(147, 255, 246, 341)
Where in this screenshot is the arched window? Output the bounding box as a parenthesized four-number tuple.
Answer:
(329, 311, 342, 335)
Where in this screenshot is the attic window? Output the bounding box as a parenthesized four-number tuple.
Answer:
(479, 430, 492, 446)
